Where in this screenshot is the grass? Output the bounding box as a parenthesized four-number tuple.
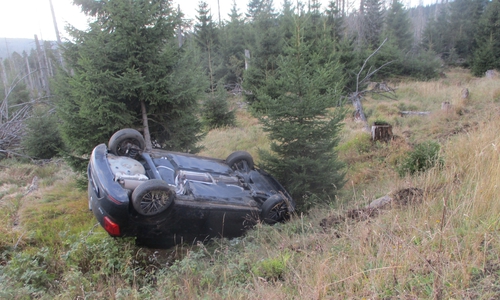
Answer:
(1, 68, 500, 298)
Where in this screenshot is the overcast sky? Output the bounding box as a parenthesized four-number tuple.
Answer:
(0, 0, 426, 41)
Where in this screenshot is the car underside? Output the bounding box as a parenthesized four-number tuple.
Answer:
(87, 129, 295, 247)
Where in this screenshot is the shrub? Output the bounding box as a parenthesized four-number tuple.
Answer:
(22, 105, 64, 159)
(397, 141, 442, 176)
(337, 132, 372, 155)
(202, 88, 236, 129)
(251, 251, 291, 281)
(0, 247, 56, 294)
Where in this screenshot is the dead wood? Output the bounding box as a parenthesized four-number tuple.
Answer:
(348, 38, 393, 131)
(320, 188, 425, 230)
(399, 111, 431, 117)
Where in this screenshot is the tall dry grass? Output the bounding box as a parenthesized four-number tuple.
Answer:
(152, 113, 500, 299)
(146, 69, 500, 299)
(199, 109, 270, 162)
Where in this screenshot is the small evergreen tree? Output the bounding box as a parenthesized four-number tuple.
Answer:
(194, 1, 219, 91)
(472, 0, 500, 76)
(324, 1, 345, 42)
(202, 87, 236, 129)
(219, 1, 246, 86)
(22, 105, 64, 159)
(257, 19, 346, 210)
(422, 6, 453, 60)
(56, 0, 203, 165)
(360, 0, 384, 48)
(449, 0, 488, 65)
(243, 0, 282, 104)
(385, 0, 413, 51)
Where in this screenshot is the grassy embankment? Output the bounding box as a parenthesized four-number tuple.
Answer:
(1, 69, 500, 299)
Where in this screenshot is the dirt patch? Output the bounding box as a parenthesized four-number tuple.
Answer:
(392, 187, 424, 206)
(346, 207, 379, 221)
(319, 213, 345, 228)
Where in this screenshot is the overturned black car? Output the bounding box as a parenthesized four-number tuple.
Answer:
(87, 129, 295, 247)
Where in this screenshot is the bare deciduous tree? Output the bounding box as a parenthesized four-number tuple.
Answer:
(348, 38, 393, 131)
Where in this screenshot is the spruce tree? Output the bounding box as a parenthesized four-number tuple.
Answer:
(220, 1, 246, 86)
(360, 0, 384, 49)
(422, 5, 452, 57)
(243, 0, 282, 105)
(194, 1, 219, 90)
(22, 105, 64, 159)
(325, 1, 345, 42)
(385, 0, 413, 51)
(449, 0, 488, 65)
(257, 18, 346, 210)
(56, 0, 203, 162)
(472, 0, 500, 76)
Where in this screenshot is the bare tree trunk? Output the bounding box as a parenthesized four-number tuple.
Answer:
(1, 59, 8, 124)
(34, 35, 50, 96)
(244, 49, 250, 70)
(1, 60, 8, 99)
(140, 100, 153, 152)
(217, 0, 221, 27)
(348, 39, 391, 132)
(177, 5, 183, 48)
(24, 53, 34, 97)
(208, 43, 214, 94)
(43, 44, 53, 77)
(350, 93, 369, 131)
(49, 0, 66, 70)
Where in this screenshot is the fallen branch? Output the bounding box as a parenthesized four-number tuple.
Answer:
(399, 111, 431, 117)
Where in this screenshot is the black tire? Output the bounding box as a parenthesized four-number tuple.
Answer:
(132, 179, 175, 216)
(108, 128, 145, 159)
(260, 195, 290, 225)
(226, 151, 254, 172)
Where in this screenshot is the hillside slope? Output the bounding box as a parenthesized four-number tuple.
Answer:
(1, 69, 500, 299)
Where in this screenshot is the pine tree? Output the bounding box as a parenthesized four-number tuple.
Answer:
(385, 0, 413, 51)
(360, 0, 384, 48)
(422, 6, 452, 60)
(220, 1, 246, 86)
(279, 0, 296, 46)
(472, 0, 500, 76)
(257, 18, 346, 210)
(57, 0, 203, 162)
(243, 0, 282, 104)
(325, 1, 345, 42)
(194, 1, 219, 91)
(449, 0, 488, 65)
(22, 105, 64, 159)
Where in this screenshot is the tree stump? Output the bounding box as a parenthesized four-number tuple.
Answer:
(371, 124, 393, 142)
(461, 88, 469, 99)
(486, 70, 498, 79)
(441, 101, 452, 111)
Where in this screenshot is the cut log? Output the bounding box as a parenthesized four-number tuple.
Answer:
(399, 111, 431, 117)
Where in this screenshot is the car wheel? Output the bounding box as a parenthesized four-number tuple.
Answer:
(108, 128, 146, 159)
(260, 195, 290, 225)
(226, 151, 254, 172)
(132, 179, 175, 216)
